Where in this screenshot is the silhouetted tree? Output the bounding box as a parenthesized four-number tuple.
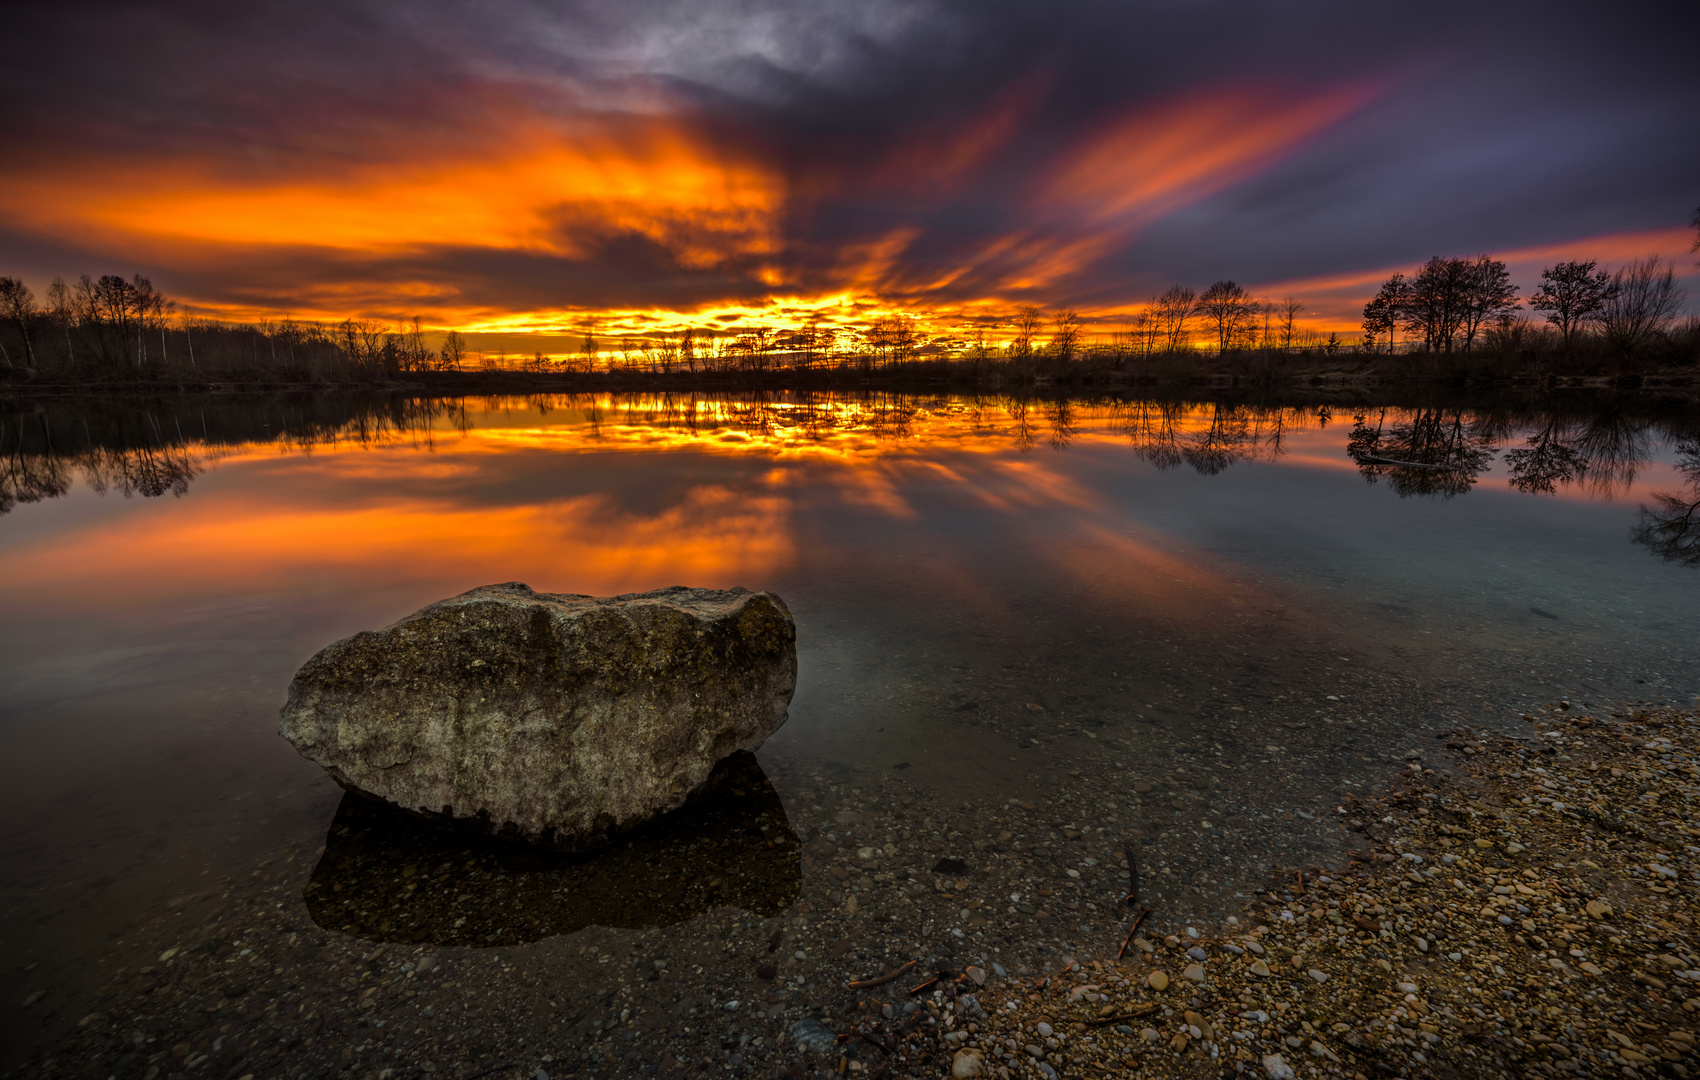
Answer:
(1277, 296, 1303, 349)
(1010, 305, 1042, 360)
(1600, 256, 1686, 357)
(1458, 255, 1518, 350)
(1049, 308, 1081, 365)
(1151, 286, 1195, 352)
(0, 277, 37, 368)
(1529, 260, 1615, 349)
(1401, 257, 1474, 353)
(1361, 274, 1407, 353)
(1194, 280, 1258, 354)
(440, 330, 467, 371)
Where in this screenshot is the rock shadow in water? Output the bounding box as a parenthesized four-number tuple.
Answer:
(303, 751, 799, 947)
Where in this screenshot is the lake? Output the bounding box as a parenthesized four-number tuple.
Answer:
(2, 389, 1697, 1075)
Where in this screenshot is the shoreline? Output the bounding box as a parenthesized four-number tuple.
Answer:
(1, 363, 1698, 402)
(940, 702, 1700, 1079)
(8, 700, 1699, 1079)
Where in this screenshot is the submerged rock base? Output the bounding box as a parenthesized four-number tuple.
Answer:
(280, 582, 796, 850)
(304, 751, 800, 946)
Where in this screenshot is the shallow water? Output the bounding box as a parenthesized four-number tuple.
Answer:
(2, 390, 1698, 1066)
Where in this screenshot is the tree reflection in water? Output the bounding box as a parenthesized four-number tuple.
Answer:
(1346, 408, 1497, 499)
(1632, 441, 1700, 568)
(4, 390, 1700, 569)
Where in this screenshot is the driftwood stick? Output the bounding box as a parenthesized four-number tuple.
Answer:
(1124, 844, 1140, 908)
(1116, 908, 1152, 960)
(1084, 1002, 1161, 1026)
(848, 960, 916, 990)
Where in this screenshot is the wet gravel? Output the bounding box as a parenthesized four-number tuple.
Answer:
(10, 699, 1700, 1080)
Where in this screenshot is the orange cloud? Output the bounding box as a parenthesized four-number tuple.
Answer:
(1039, 82, 1375, 227)
(0, 110, 782, 273)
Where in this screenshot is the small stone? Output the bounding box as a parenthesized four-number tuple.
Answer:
(951, 1049, 985, 1078)
(1148, 970, 1170, 991)
(1585, 899, 1613, 919)
(1187, 946, 1207, 961)
(1036, 1022, 1053, 1037)
(1250, 960, 1271, 977)
(1183, 964, 1206, 983)
(1263, 1052, 1296, 1079)
(789, 1018, 838, 1054)
(1307, 969, 1328, 983)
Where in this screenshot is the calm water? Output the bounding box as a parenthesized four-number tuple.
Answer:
(3, 390, 1698, 1063)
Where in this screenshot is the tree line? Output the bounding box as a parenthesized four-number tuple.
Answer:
(1, 207, 1694, 384)
(1361, 254, 1688, 358)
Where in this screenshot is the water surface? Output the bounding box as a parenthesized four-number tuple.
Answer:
(2, 390, 1697, 1065)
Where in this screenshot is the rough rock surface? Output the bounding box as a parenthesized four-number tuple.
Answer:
(279, 582, 795, 849)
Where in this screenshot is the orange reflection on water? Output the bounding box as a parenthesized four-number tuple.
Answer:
(0, 477, 794, 607)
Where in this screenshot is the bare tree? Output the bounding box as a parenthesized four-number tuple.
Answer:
(0, 277, 38, 368)
(1529, 260, 1614, 349)
(439, 330, 467, 371)
(1600, 256, 1686, 357)
(1151, 285, 1196, 352)
(1048, 308, 1081, 365)
(1458, 255, 1519, 350)
(1277, 297, 1303, 349)
(1194, 280, 1257, 354)
(1402, 257, 1474, 353)
(1010, 305, 1042, 360)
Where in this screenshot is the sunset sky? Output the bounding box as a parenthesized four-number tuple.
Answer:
(3, 0, 1696, 343)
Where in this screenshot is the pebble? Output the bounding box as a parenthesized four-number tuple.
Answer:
(1147, 970, 1169, 991)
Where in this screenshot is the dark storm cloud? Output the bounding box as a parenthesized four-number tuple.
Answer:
(3, 0, 1696, 317)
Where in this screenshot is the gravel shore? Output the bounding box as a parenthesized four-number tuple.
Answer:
(11, 699, 1698, 1080)
(926, 701, 1700, 1080)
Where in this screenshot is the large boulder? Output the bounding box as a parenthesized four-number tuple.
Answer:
(279, 582, 796, 850)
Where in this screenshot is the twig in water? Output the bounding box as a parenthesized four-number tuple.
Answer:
(848, 960, 916, 990)
(1124, 844, 1140, 908)
(1116, 908, 1152, 960)
(908, 973, 941, 995)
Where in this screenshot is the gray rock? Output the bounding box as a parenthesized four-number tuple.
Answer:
(790, 1018, 839, 1054)
(280, 583, 796, 849)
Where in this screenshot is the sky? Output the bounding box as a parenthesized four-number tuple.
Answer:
(2, 0, 1697, 341)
